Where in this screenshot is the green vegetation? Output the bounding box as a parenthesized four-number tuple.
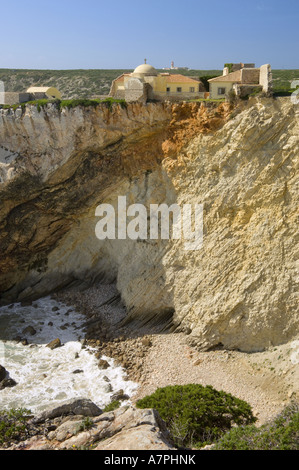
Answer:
(0, 408, 32, 446)
(136, 384, 256, 449)
(214, 402, 299, 450)
(272, 69, 299, 95)
(1, 102, 27, 111)
(60, 97, 127, 110)
(199, 75, 218, 91)
(1, 399, 298, 450)
(224, 63, 234, 73)
(103, 400, 121, 413)
(0, 68, 132, 98)
(27, 99, 50, 112)
(75, 416, 94, 435)
(0, 97, 127, 112)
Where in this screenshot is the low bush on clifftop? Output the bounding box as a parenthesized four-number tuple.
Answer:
(59, 97, 127, 110)
(136, 384, 257, 448)
(0, 97, 127, 112)
(214, 401, 299, 450)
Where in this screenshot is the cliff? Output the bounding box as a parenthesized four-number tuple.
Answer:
(0, 98, 298, 352)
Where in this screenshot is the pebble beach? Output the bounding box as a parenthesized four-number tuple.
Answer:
(53, 283, 299, 426)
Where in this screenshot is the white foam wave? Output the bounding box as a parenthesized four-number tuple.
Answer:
(0, 296, 138, 412)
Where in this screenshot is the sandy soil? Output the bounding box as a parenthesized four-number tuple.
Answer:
(130, 332, 299, 425)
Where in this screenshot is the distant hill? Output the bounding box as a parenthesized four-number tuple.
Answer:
(0, 69, 131, 99)
(0, 68, 298, 99)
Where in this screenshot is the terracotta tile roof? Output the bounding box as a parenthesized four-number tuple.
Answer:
(113, 73, 200, 84)
(164, 74, 199, 83)
(208, 70, 242, 83)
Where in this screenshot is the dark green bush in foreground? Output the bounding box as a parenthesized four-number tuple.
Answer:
(214, 401, 299, 450)
(136, 384, 257, 448)
(0, 408, 32, 446)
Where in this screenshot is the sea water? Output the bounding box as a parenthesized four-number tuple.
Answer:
(0, 296, 138, 413)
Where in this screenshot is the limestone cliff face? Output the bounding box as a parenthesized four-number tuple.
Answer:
(0, 98, 298, 352)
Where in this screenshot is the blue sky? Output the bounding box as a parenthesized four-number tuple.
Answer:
(1, 0, 298, 69)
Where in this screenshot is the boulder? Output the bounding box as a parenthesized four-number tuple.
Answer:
(111, 389, 129, 402)
(46, 338, 61, 350)
(94, 424, 174, 450)
(0, 377, 17, 390)
(98, 359, 109, 369)
(94, 407, 175, 450)
(0, 364, 6, 381)
(33, 398, 102, 424)
(22, 325, 37, 336)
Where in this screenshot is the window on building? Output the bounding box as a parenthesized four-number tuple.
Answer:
(218, 87, 226, 95)
(177, 87, 182, 93)
(189, 87, 195, 93)
(166, 87, 170, 93)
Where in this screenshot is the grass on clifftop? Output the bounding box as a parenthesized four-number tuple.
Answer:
(59, 97, 127, 110)
(0, 97, 127, 112)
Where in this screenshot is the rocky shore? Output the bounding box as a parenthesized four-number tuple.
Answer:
(1, 282, 298, 450)
(1, 398, 175, 450)
(52, 283, 299, 426)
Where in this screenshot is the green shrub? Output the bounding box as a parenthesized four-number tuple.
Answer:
(199, 75, 218, 91)
(75, 416, 94, 434)
(60, 98, 101, 109)
(25, 99, 49, 112)
(60, 97, 126, 110)
(101, 97, 127, 110)
(0, 408, 32, 446)
(249, 87, 263, 98)
(1, 97, 127, 112)
(214, 402, 299, 450)
(103, 400, 121, 413)
(136, 384, 256, 448)
(224, 63, 234, 73)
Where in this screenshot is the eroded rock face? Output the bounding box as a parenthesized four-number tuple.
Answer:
(0, 98, 298, 352)
(0, 102, 173, 299)
(161, 98, 299, 351)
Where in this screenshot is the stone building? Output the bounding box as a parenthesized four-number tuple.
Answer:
(208, 63, 272, 99)
(0, 92, 31, 106)
(109, 61, 206, 103)
(26, 87, 62, 100)
(0, 86, 61, 105)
